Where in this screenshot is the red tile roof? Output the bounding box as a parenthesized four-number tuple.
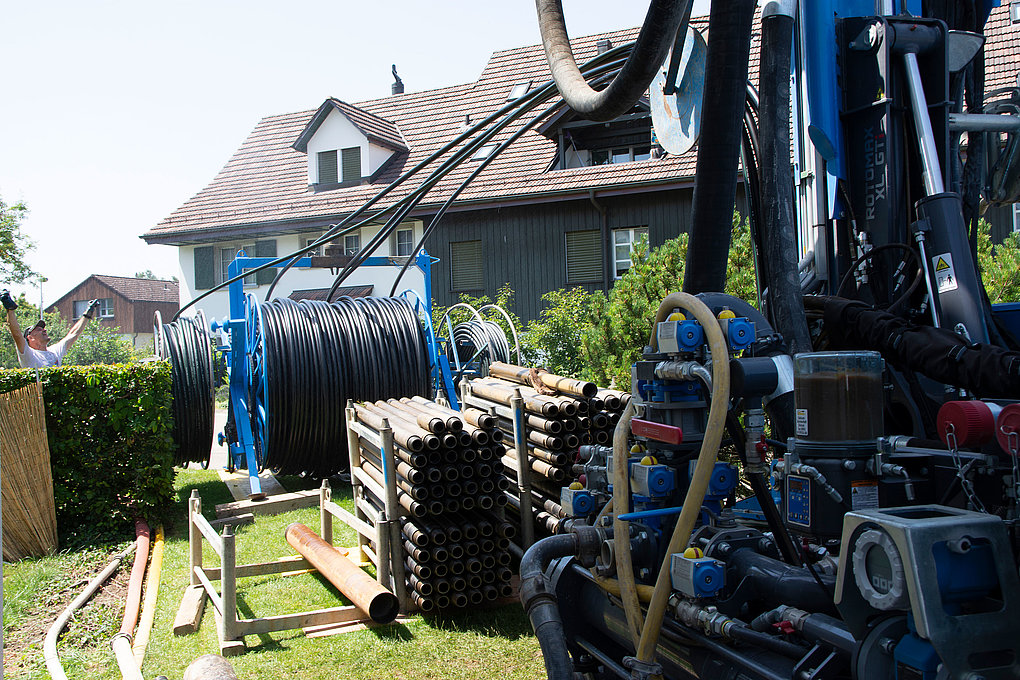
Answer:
(95, 275, 180, 303)
(144, 7, 1015, 245)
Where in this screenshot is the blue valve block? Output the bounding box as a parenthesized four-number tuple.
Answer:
(671, 554, 726, 599)
(632, 461, 676, 498)
(560, 486, 595, 517)
(725, 317, 755, 352)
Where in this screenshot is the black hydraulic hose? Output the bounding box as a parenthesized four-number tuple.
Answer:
(683, 0, 757, 294)
(251, 296, 430, 475)
(728, 625, 809, 660)
(535, 0, 692, 121)
(154, 312, 214, 467)
(758, 6, 811, 355)
(519, 534, 579, 680)
(724, 411, 801, 566)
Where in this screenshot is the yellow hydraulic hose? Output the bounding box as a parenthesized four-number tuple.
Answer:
(636, 292, 731, 665)
(612, 401, 643, 647)
(131, 525, 164, 669)
(593, 576, 656, 603)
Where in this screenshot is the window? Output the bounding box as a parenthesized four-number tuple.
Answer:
(302, 236, 322, 257)
(566, 230, 602, 284)
(507, 81, 532, 101)
(591, 145, 652, 166)
(98, 298, 114, 318)
(471, 143, 498, 161)
(219, 245, 256, 287)
(613, 227, 649, 278)
(1014, 203, 1020, 233)
(317, 150, 338, 184)
(345, 233, 361, 256)
(451, 240, 483, 291)
(395, 227, 414, 257)
(73, 300, 89, 318)
(341, 147, 361, 182)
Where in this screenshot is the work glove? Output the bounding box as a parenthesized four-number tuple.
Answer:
(83, 299, 100, 319)
(0, 290, 17, 311)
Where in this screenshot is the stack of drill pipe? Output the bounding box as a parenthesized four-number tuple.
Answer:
(465, 365, 630, 546)
(351, 397, 513, 611)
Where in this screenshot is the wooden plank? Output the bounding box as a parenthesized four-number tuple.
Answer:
(194, 567, 224, 615)
(193, 514, 224, 557)
(236, 605, 370, 636)
(209, 513, 255, 530)
(212, 607, 245, 657)
(172, 585, 207, 636)
(304, 613, 414, 638)
(214, 489, 320, 519)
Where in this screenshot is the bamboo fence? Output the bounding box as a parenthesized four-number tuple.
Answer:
(0, 381, 58, 560)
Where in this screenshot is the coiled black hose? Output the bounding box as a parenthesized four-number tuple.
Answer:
(154, 311, 214, 468)
(447, 319, 512, 377)
(252, 296, 431, 476)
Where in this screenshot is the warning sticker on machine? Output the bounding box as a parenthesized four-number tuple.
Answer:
(850, 480, 880, 510)
(932, 252, 958, 293)
(795, 409, 809, 436)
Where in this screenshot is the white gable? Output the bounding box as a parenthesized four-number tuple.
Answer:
(305, 107, 394, 184)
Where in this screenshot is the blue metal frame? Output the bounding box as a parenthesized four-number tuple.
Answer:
(213, 249, 442, 495)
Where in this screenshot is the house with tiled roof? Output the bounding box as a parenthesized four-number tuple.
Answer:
(46, 275, 180, 350)
(143, 9, 1019, 323)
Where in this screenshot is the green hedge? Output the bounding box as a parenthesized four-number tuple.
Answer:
(0, 363, 175, 543)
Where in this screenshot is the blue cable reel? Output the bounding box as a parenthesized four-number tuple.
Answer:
(245, 292, 269, 474)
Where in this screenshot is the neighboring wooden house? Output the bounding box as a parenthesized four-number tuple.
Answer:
(142, 10, 1019, 323)
(46, 275, 180, 350)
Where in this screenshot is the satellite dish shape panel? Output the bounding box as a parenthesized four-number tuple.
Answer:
(650, 25, 708, 156)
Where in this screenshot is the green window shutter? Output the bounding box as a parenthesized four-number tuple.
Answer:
(254, 239, 277, 285)
(451, 240, 483, 291)
(194, 245, 215, 290)
(341, 147, 362, 182)
(566, 230, 602, 283)
(318, 150, 338, 184)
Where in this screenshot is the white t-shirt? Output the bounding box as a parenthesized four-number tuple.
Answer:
(17, 337, 71, 368)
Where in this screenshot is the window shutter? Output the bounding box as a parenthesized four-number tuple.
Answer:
(318, 150, 338, 184)
(341, 147, 362, 182)
(194, 246, 215, 290)
(566, 230, 602, 283)
(451, 240, 483, 291)
(254, 239, 277, 285)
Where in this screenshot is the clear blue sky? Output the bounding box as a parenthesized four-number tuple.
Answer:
(0, 0, 710, 306)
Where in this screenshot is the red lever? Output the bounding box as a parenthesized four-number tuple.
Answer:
(631, 418, 683, 445)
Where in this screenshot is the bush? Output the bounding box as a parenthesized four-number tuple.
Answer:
(977, 218, 1020, 304)
(0, 363, 175, 543)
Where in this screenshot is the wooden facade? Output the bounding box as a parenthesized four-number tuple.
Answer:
(47, 276, 180, 338)
(424, 187, 697, 321)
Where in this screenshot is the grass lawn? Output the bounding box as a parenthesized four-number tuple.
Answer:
(4, 469, 545, 680)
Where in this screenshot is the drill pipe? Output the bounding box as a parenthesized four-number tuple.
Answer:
(528, 445, 568, 466)
(468, 381, 559, 417)
(396, 398, 465, 433)
(405, 556, 432, 580)
(370, 401, 452, 449)
(285, 523, 399, 623)
(410, 592, 435, 612)
(384, 399, 446, 434)
(488, 362, 599, 399)
(408, 396, 495, 431)
(360, 452, 428, 500)
(354, 403, 426, 452)
(502, 454, 566, 481)
(358, 462, 432, 517)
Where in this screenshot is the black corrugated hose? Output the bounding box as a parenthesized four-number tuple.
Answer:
(682, 0, 758, 294)
(448, 319, 512, 377)
(253, 296, 431, 476)
(758, 3, 812, 354)
(154, 312, 215, 467)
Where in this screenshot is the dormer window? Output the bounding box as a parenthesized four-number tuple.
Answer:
(539, 100, 655, 170)
(294, 99, 407, 189)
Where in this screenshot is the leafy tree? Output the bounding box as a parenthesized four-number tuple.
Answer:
(976, 218, 1020, 304)
(521, 286, 603, 377)
(63, 319, 138, 366)
(134, 269, 178, 282)
(0, 300, 136, 368)
(0, 195, 36, 284)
